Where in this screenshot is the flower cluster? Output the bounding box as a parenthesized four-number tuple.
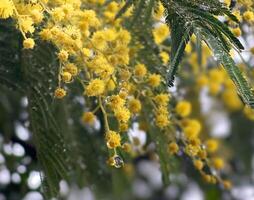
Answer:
(1, 0, 254, 190)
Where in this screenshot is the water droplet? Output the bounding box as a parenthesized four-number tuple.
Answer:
(113, 155, 124, 168)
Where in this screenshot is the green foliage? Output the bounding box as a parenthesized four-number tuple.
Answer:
(161, 0, 254, 108)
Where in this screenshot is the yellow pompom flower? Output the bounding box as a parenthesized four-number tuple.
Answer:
(159, 51, 169, 64)
(183, 119, 202, 139)
(23, 38, 35, 49)
(39, 29, 52, 41)
(108, 95, 125, 110)
(114, 107, 130, 123)
(168, 142, 179, 154)
(175, 101, 192, 117)
(209, 69, 224, 84)
(82, 112, 96, 125)
(232, 27, 241, 37)
(194, 160, 204, 170)
(19, 17, 35, 33)
(54, 88, 66, 99)
(61, 71, 72, 83)
(154, 93, 170, 107)
(152, 24, 170, 44)
(243, 10, 254, 22)
(148, 74, 161, 87)
(134, 63, 147, 77)
(212, 157, 225, 170)
(58, 50, 69, 62)
(205, 139, 219, 153)
(0, 0, 14, 19)
(65, 63, 78, 76)
(128, 98, 142, 113)
(105, 130, 121, 149)
(155, 114, 170, 128)
(86, 79, 105, 96)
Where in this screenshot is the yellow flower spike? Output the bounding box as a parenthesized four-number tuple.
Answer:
(58, 50, 69, 62)
(105, 130, 121, 149)
(0, 0, 14, 19)
(85, 79, 105, 97)
(148, 74, 161, 87)
(205, 139, 219, 153)
(54, 88, 66, 99)
(194, 159, 204, 171)
(175, 101, 192, 117)
(212, 157, 225, 170)
(23, 38, 35, 49)
(128, 98, 141, 114)
(81, 112, 96, 125)
(168, 142, 179, 155)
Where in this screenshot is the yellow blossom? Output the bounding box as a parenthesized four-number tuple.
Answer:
(54, 88, 66, 99)
(128, 98, 141, 113)
(105, 130, 121, 149)
(0, 0, 14, 19)
(134, 63, 147, 77)
(23, 38, 35, 49)
(148, 74, 161, 87)
(152, 24, 170, 44)
(154, 93, 170, 106)
(175, 101, 192, 117)
(168, 142, 179, 154)
(82, 112, 96, 125)
(64, 63, 78, 76)
(86, 79, 105, 96)
(114, 107, 130, 123)
(155, 114, 170, 128)
(159, 51, 169, 64)
(205, 139, 219, 153)
(212, 157, 225, 170)
(194, 160, 204, 170)
(58, 50, 69, 62)
(61, 71, 72, 83)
